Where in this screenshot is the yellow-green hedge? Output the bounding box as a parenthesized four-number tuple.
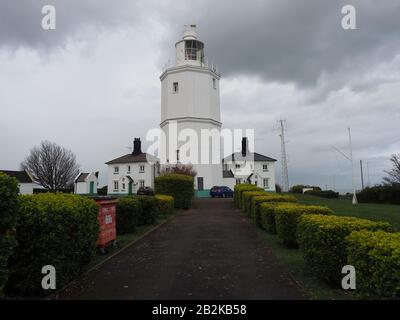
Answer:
(259, 202, 292, 234)
(233, 184, 263, 209)
(251, 194, 297, 225)
(346, 230, 400, 299)
(155, 194, 174, 216)
(242, 191, 267, 215)
(297, 214, 393, 284)
(275, 204, 334, 247)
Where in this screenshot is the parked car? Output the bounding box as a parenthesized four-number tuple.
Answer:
(210, 186, 234, 198)
(137, 186, 154, 196)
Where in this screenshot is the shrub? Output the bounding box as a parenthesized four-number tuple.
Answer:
(242, 191, 267, 215)
(6, 193, 99, 295)
(155, 194, 174, 216)
(116, 196, 141, 234)
(259, 202, 291, 234)
(0, 173, 19, 296)
(155, 174, 194, 209)
(357, 185, 400, 205)
(275, 204, 334, 247)
(233, 184, 263, 209)
(136, 195, 158, 225)
(304, 189, 339, 199)
(346, 230, 400, 299)
(297, 214, 393, 284)
(251, 194, 297, 225)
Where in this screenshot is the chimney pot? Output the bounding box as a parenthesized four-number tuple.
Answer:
(132, 138, 142, 156)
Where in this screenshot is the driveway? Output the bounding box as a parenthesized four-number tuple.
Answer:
(56, 198, 306, 300)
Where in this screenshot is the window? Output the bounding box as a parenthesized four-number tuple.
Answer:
(236, 179, 241, 185)
(235, 164, 240, 169)
(212, 78, 216, 89)
(113, 181, 119, 191)
(127, 165, 131, 173)
(139, 165, 145, 173)
(173, 82, 179, 93)
(122, 183, 125, 190)
(176, 149, 180, 161)
(263, 178, 269, 188)
(255, 180, 258, 186)
(263, 164, 269, 172)
(114, 166, 119, 174)
(139, 180, 145, 188)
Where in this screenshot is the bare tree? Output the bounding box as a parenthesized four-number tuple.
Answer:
(21, 141, 79, 192)
(160, 163, 197, 177)
(383, 153, 400, 186)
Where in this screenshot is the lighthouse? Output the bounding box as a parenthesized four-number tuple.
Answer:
(160, 25, 223, 192)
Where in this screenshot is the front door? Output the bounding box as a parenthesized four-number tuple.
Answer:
(197, 177, 204, 191)
(89, 181, 94, 194)
(128, 182, 133, 195)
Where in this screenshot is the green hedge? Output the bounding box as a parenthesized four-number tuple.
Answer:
(259, 202, 292, 234)
(233, 184, 264, 209)
(346, 230, 400, 299)
(0, 173, 19, 296)
(357, 185, 400, 205)
(242, 191, 267, 215)
(289, 184, 321, 193)
(6, 193, 99, 295)
(136, 196, 158, 226)
(116, 197, 141, 234)
(304, 189, 339, 199)
(275, 204, 334, 247)
(155, 174, 194, 209)
(155, 194, 174, 216)
(251, 194, 297, 225)
(297, 214, 393, 284)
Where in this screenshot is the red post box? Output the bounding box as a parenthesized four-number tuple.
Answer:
(93, 198, 118, 252)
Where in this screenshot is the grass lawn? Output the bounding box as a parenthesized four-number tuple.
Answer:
(292, 193, 400, 231)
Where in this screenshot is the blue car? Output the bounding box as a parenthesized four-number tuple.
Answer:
(210, 186, 234, 198)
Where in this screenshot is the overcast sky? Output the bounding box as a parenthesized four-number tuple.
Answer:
(1, 0, 400, 192)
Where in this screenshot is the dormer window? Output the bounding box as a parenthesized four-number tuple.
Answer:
(173, 82, 179, 93)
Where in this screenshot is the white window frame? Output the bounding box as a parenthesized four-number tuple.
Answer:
(139, 180, 145, 188)
(263, 178, 269, 188)
(212, 78, 216, 89)
(236, 179, 241, 185)
(127, 165, 131, 173)
(113, 181, 119, 191)
(139, 165, 145, 173)
(263, 164, 269, 172)
(114, 166, 119, 174)
(235, 164, 240, 169)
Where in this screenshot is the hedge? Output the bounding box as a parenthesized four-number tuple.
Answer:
(6, 193, 99, 295)
(304, 189, 339, 199)
(346, 230, 400, 299)
(357, 185, 400, 205)
(116, 196, 141, 234)
(136, 195, 158, 225)
(233, 184, 264, 209)
(297, 214, 393, 284)
(0, 173, 19, 296)
(289, 184, 321, 193)
(259, 202, 292, 234)
(155, 194, 174, 216)
(274, 204, 334, 247)
(242, 190, 267, 215)
(251, 194, 297, 225)
(155, 174, 194, 209)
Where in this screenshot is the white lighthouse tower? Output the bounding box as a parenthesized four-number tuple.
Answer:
(160, 25, 223, 193)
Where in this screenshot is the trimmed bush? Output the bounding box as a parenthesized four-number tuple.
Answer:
(242, 190, 267, 215)
(259, 202, 291, 234)
(155, 174, 194, 209)
(251, 194, 297, 225)
(155, 194, 174, 216)
(137, 195, 158, 225)
(6, 193, 99, 295)
(275, 204, 334, 247)
(304, 189, 339, 199)
(346, 230, 400, 299)
(297, 214, 393, 284)
(116, 196, 141, 234)
(289, 184, 321, 194)
(0, 173, 19, 296)
(233, 184, 264, 209)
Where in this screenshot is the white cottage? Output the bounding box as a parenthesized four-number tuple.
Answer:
(0, 170, 35, 194)
(74, 171, 99, 195)
(105, 138, 158, 195)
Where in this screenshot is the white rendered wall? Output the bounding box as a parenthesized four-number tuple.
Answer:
(19, 183, 33, 195)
